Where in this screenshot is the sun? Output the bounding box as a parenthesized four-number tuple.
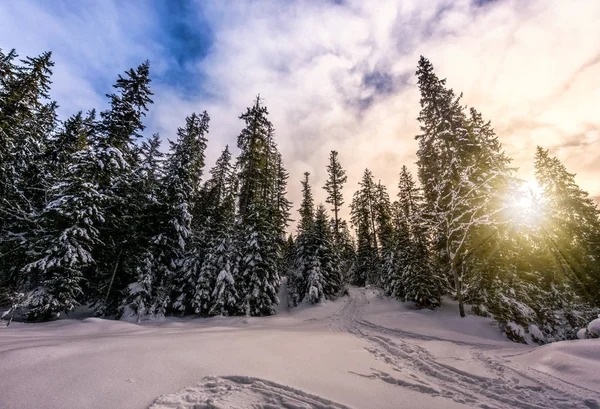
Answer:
(515, 181, 542, 209)
(505, 180, 545, 224)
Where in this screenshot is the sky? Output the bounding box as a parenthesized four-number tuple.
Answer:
(1, 0, 599, 223)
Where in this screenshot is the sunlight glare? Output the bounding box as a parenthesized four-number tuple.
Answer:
(515, 181, 542, 209)
(505, 180, 545, 225)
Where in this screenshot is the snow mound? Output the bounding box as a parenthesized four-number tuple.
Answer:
(589, 317, 600, 338)
(150, 375, 351, 409)
(360, 289, 510, 346)
(509, 339, 600, 392)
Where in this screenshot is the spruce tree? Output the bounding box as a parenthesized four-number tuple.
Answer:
(124, 112, 209, 320)
(209, 226, 239, 316)
(289, 172, 315, 305)
(0, 49, 58, 303)
(350, 169, 380, 285)
(23, 128, 103, 320)
(236, 204, 281, 315)
(311, 204, 342, 300)
(534, 147, 600, 305)
(323, 150, 348, 244)
(374, 182, 394, 288)
(397, 167, 443, 309)
(234, 96, 282, 316)
(353, 220, 377, 287)
(236, 96, 270, 219)
(415, 56, 510, 317)
(185, 145, 236, 316)
(337, 220, 356, 287)
(92, 61, 154, 315)
(120, 134, 165, 321)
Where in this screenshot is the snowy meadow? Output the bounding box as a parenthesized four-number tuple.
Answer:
(2, 287, 600, 409)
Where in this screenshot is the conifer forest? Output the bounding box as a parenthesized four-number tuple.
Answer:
(1, 47, 599, 345)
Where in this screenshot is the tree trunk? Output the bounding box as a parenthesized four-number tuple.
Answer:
(451, 259, 465, 317)
(105, 248, 123, 304)
(334, 203, 339, 244)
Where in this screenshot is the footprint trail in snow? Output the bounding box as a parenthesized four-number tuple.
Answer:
(330, 288, 600, 409)
(150, 375, 351, 409)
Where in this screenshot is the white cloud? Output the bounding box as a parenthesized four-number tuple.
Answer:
(2, 0, 599, 229)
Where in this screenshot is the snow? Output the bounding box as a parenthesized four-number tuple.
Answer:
(1, 287, 599, 409)
(505, 339, 600, 393)
(589, 317, 600, 337)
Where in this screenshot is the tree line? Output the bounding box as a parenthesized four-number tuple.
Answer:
(1, 48, 599, 343)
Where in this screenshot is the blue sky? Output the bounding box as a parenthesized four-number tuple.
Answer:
(1, 0, 599, 209)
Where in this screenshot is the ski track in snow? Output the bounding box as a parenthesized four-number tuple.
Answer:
(329, 288, 600, 409)
(150, 375, 351, 409)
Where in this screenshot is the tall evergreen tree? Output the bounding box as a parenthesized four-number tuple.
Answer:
(237, 96, 270, 219)
(289, 172, 315, 305)
(415, 56, 510, 317)
(323, 150, 348, 244)
(350, 169, 380, 285)
(91, 61, 154, 315)
(0, 49, 58, 301)
(311, 204, 342, 300)
(234, 96, 282, 316)
(23, 125, 103, 320)
(124, 112, 209, 320)
(374, 182, 394, 288)
(534, 147, 600, 305)
(183, 145, 236, 316)
(397, 167, 443, 309)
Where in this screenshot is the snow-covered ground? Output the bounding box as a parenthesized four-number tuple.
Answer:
(1, 287, 599, 409)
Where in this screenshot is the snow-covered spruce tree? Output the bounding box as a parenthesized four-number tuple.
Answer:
(234, 96, 284, 316)
(374, 182, 394, 289)
(337, 220, 356, 287)
(350, 169, 380, 285)
(47, 112, 93, 176)
(380, 200, 406, 297)
(323, 150, 348, 245)
(353, 219, 377, 287)
(273, 151, 293, 272)
(0, 49, 58, 304)
(459, 107, 514, 305)
(534, 146, 600, 306)
(289, 172, 315, 305)
(281, 234, 296, 279)
(186, 146, 238, 316)
(305, 258, 325, 304)
(322, 150, 352, 284)
(397, 166, 443, 309)
(120, 134, 165, 320)
(124, 112, 209, 320)
(91, 61, 154, 315)
(381, 169, 414, 298)
(414, 56, 511, 317)
(22, 116, 103, 321)
(123, 247, 156, 322)
(209, 227, 239, 317)
(159, 112, 209, 316)
(310, 204, 342, 301)
(176, 185, 214, 315)
(476, 147, 600, 342)
(236, 203, 281, 316)
(134, 133, 166, 251)
(236, 96, 270, 219)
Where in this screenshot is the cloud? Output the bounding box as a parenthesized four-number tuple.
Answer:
(192, 0, 600, 224)
(1, 0, 599, 230)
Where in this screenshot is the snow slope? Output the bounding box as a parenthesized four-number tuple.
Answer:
(1, 287, 598, 409)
